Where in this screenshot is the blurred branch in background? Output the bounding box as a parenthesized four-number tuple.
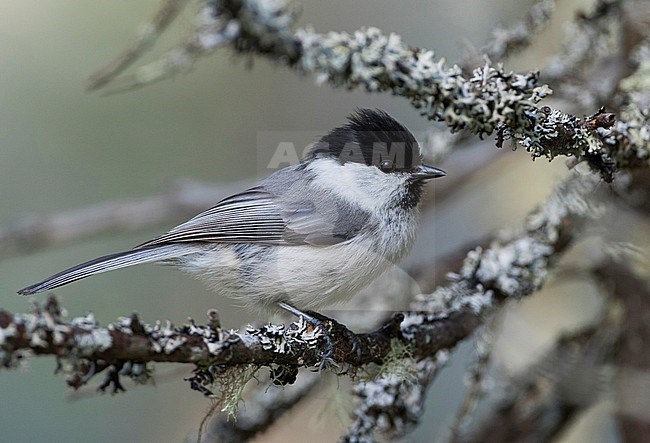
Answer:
(3, 0, 650, 442)
(0, 179, 251, 260)
(459, 0, 557, 72)
(595, 259, 650, 441)
(450, 303, 620, 443)
(86, 0, 191, 91)
(0, 141, 502, 261)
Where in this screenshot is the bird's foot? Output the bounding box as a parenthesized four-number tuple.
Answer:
(278, 302, 339, 370)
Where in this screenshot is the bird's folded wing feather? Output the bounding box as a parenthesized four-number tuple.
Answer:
(136, 186, 368, 248)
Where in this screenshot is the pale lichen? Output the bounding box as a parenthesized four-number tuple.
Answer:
(295, 26, 550, 138)
(74, 329, 113, 356)
(353, 222, 585, 440)
(86, 0, 650, 183)
(346, 352, 450, 441)
(393, 172, 599, 392)
(359, 339, 418, 387)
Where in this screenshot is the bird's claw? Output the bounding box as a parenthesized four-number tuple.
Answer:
(278, 301, 339, 371)
(315, 355, 338, 372)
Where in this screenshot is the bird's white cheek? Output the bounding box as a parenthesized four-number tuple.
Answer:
(308, 159, 403, 213)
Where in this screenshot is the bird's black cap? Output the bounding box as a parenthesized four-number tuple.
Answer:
(309, 109, 421, 172)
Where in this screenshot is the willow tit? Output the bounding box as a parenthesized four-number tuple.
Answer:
(18, 109, 445, 313)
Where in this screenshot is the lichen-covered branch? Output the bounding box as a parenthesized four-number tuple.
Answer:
(544, 0, 638, 108)
(88, 0, 650, 182)
(0, 296, 476, 391)
(545, 0, 626, 85)
(1, 171, 602, 441)
(342, 171, 603, 440)
(445, 256, 648, 442)
(6, 0, 650, 441)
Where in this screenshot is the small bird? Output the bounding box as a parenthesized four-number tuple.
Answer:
(18, 109, 445, 314)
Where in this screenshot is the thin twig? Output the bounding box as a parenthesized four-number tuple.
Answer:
(86, 0, 191, 91)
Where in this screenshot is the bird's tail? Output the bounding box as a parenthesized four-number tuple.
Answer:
(17, 244, 188, 295)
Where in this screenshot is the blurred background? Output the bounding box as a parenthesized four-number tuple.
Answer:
(0, 0, 632, 441)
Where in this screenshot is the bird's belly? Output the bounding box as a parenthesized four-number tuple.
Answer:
(179, 240, 398, 312)
(263, 241, 394, 310)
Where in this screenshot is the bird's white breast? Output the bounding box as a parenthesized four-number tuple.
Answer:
(178, 158, 420, 312)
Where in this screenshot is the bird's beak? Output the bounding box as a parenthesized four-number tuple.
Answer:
(412, 164, 446, 181)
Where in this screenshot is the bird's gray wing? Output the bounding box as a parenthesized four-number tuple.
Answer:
(136, 185, 369, 248)
(18, 181, 371, 295)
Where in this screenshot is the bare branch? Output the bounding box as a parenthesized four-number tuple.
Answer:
(461, 0, 556, 72)
(0, 179, 252, 260)
(86, 0, 191, 91)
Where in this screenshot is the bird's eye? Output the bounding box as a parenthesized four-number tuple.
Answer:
(379, 160, 394, 172)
